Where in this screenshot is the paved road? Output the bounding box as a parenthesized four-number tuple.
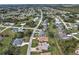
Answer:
(0, 25, 42, 32)
(0, 25, 34, 30)
(57, 16, 68, 30)
(0, 10, 43, 55)
(67, 32, 79, 40)
(27, 9, 43, 55)
(0, 27, 10, 33)
(72, 35, 79, 40)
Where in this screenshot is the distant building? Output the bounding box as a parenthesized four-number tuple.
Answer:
(76, 14, 79, 18)
(55, 18, 61, 25)
(0, 35, 3, 41)
(18, 28, 24, 32)
(38, 36, 48, 42)
(12, 28, 18, 32)
(33, 17, 39, 22)
(12, 38, 24, 46)
(76, 20, 79, 24)
(12, 28, 24, 32)
(42, 20, 48, 31)
(39, 30, 45, 37)
(20, 23, 26, 26)
(4, 22, 15, 26)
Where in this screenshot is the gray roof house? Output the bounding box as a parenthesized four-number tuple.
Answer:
(12, 38, 24, 46)
(39, 30, 45, 37)
(12, 28, 24, 32)
(0, 35, 3, 41)
(37, 42, 49, 51)
(42, 20, 48, 31)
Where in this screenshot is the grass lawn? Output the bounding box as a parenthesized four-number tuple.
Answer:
(31, 52, 40, 55)
(31, 39, 38, 47)
(48, 37, 61, 55)
(19, 45, 28, 55)
(24, 36, 30, 42)
(14, 22, 22, 27)
(0, 29, 16, 54)
(5, 45, 28, 55)
(46, 20, 63, 55)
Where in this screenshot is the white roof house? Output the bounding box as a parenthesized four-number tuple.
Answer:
(33, 17, 39, 22)
(55, 18, 61, 24)
(4, 22, 15, 26)
(20, 23, 26, 26)
(0, 35, 3, 41)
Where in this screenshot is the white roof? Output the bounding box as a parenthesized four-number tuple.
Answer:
(76, 20, 79, 23)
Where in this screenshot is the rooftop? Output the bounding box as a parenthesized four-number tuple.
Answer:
(0, 35, 3, 41)
(36, 42, 49, 51)
(12, 38, 23, 46)
(38, 36, 48, 42)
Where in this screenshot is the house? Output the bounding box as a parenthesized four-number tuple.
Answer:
(76, 20, 79, 24)
(12, 28, 24, 32)
(36, 42, 49, 51)
(4, 22, 15, 26)
(55, 18, 61, 25)
(38, 36, 48, 42)
(38, 30, 48, 42)
(72, 23, 78, 29)
(18, 28, 24, 32)
(12, 28, 18, 32)
(0, 35, 3, 41)
(12, 38, 24, 46)
(39, 30, 45, 37)
(20, 23, 26, 26)
(42, 20, 48, 31)
(33, 17, 39, 22)
(76, 14, 79, 18)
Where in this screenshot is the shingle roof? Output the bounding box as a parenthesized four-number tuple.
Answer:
(12, 38, 23, 46)
(0, 35, 3, 41)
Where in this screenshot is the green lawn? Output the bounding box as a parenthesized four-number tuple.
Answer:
(31, 52, 40, 55)
(4, 45, 28, 55)
(31, 39, 38, 47)
(24, 36, 30, 42)
(19, 45, 28, 55)
(46, 20, 63, 55)
(0, 29, 15, 54)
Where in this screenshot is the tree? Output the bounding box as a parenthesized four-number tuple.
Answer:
(17, 32, 24, 38)
(0, 42, 3, 47)
(48, 31, 54, 38)
(77, 25, 79, 30)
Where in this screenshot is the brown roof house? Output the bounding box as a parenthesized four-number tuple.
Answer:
(38, 36, 48, 42)
(38, 30, 48, 42)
